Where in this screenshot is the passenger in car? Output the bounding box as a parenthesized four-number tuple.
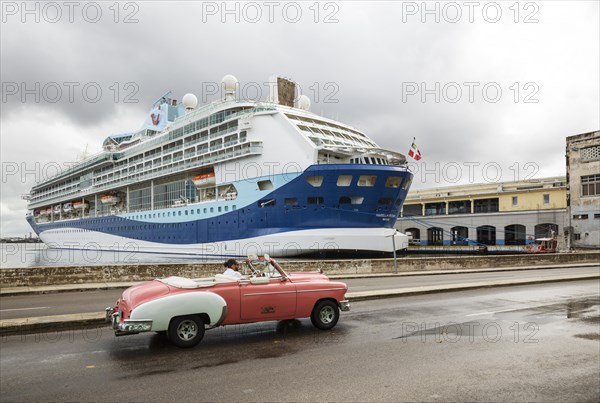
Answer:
(223, 258, 243, 279)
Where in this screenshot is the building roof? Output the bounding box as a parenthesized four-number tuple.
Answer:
(406, 176, 566, 201)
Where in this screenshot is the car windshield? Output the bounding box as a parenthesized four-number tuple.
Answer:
(247, 259, 282, 278)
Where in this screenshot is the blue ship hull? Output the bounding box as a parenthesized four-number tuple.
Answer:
(27, 165, 412, 255)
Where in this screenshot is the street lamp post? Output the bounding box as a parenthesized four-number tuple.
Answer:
(392, 229, 398, 274)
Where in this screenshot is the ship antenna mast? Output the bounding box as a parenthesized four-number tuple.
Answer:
(152, 91, 172, 107)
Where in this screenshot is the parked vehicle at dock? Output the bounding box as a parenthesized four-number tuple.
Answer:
(526, 236, 558, 253)
(105, 255, 350, 348)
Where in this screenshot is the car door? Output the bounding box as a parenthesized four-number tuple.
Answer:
(239, 277, 297, 321)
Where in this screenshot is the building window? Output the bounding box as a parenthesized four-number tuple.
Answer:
(474, 198, 499, 213)
(572, 214, 588, 220)
(581, 145, 600, 161)
(427, 227, 444, 246)
(448, 200, 471, 214)
(405, 228, 420, 244)
(451, 226, 469, 245)
(543, 194, 550, 204)
(425, 202, 446, 216)
(477, 225, 496, 245)
(574, 233, 581, 240)
(402, 204, 422, 217)
(512, 196, 518, 206)
(581, 174, 600, 196)
(505, 224, 526, 245)
(535, 223, 558, 238)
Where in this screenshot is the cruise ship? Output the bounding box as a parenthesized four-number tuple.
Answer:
(23, 75, 413, 257)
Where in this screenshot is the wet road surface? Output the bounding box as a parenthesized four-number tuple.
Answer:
(1, 266, 598, 320)
(1, 280, 599, 402)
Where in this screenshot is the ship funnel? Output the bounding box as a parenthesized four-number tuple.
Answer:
(182, 93, 198, 112)
(222, 74, 238, 101)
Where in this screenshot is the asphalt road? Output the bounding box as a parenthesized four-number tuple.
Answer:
(1, 280, 598, 402)
(0, 266, 598, 320)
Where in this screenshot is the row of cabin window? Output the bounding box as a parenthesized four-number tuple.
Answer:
(128, 206, 238, 219)
(37, 112, 243, 196)
(49, 206, 238, 227)
(259, 196, 399, 207)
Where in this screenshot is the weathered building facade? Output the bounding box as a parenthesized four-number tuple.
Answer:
(566, 130, 600, 249)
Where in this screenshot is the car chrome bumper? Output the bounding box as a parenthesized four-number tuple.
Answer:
(106, 307, 153, 336)
(338, 300, 351, 311)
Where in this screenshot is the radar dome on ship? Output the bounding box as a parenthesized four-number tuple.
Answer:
(222, 75, 238, 100)
(182, 93, 198, 111)
(298, 95, 311, 111)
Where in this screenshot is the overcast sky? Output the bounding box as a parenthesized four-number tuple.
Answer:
(1, 0, 598, 237)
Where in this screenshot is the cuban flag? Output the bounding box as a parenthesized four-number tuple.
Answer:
(408, 139, 422, 161)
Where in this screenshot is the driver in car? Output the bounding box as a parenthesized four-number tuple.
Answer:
(223, 259, 243, 279)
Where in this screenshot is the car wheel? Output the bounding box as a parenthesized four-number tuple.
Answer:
(168, 315, 205, 348)
(311, 300, 339, 330)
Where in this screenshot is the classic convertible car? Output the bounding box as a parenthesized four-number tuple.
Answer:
(106, 255, 350, 348)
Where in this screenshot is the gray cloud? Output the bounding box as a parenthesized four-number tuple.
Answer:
(1, 0, 598, 236)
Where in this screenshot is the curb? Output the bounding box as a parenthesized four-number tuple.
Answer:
(0, 312, 106, 335)
(1, 273, 598, 335)
(346, 273, 600, 301)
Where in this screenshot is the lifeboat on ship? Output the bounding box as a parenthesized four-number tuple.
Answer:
(53, 205, 62, 215)
(73, 201, 89, 211)
(63, 202, 73, 213)
(192, 172, 216, 188)
(101, 195, 120, 205)
(38, 208, 51, 217)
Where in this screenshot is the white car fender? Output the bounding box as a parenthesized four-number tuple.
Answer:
(130, 291, 227, 331)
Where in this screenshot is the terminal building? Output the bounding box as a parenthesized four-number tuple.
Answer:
(395, 176, 567, 248)
(565, 130, 600, 249)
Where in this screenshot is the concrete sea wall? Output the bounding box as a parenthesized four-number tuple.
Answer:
(1, 252, 598, 288)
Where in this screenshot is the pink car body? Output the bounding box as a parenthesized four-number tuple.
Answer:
(106, 255, 350, 348)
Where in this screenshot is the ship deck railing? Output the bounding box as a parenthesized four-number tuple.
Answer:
(28, 143, 263, 210)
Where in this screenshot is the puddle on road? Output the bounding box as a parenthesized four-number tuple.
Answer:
(395, 297, 600, 343)
(565, 298, 600, 324)
(490, 297, 600, 324)
(574, 333, 600, 341)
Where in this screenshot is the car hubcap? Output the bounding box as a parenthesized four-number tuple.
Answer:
(320, 306, 335, 324)
(177, 320, 197, 340)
